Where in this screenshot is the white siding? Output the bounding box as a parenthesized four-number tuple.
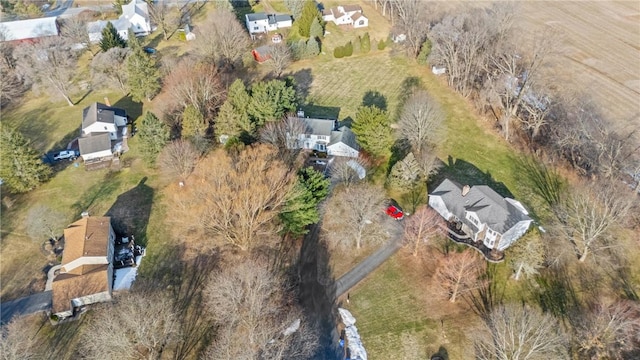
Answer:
(428, 196, 452, 221)
(71, 291, 112, 308)
(277, 19, 292, 28)
(327, 143, 358, 157)
(497, 220, 533, 251)
(353, 17, 368, 28)
(83, 122, 117, 136)
(81, 150, 113, 161)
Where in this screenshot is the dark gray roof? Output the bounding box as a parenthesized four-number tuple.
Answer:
(329, 126, 359, 150)
(82, 102, 126, 129)
(274, 14, 292, 22)
(78, 133, 111, 155)
(246, 13, 268, 21)
(297, 117, 335, 136)
(431, 178, 531, 234)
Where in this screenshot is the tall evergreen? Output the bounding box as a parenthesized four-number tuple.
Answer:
(126, 31, 160, 102)
(181, 105, 206, 138)
(361, 32, 371, 53)
(247, 79, 297, 126)
(309, 17, 323, 40)
(137, 111, 170, 164)
(99, 21, 126, 52)
(280, 167, 330, 236)
(352, 105, 393, 158)
(298, 0, 322, 38)
(0, 127, 51, 193)
(216, 79, 253, 140)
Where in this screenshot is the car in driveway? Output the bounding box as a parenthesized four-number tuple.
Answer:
(53, 150, 79, 161)
(385, 204, 404, 220)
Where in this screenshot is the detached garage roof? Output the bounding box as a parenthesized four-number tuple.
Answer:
(0, 17, 59, 41)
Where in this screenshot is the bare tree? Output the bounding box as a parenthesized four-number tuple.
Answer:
(474, 304, 569, 360)
(390, 0, 430, 57)
(170, 145, 295, 252)
(322, 183, 386, 249)
(13, 36, 79, 106)
(26, 204, 66, 243)
(162, 58, 225, 120)
(158, 139, 200, 183)
(0, 316, 40, 360)
(553, 182, 633, 262)
(387, 152, 422, 190)
(59, 16, 89, 48)
(203, 259, 318, 359)
(398, 90, 445, 156)
(90, 47, 130, 94)
(403, 205, 443, 256)
(574, 300, 640, 359)
(507, 233, 545, 281)
(259, 115, 308, 165)
(194, 8, 250, 69)
(268, 43, 292, 78)
(148, 1, 185, 41)
(0, 66, 25, 108)
(80, 291, 181, 360)
(329, 157, 369, 186)
(435, 250, 485, 303)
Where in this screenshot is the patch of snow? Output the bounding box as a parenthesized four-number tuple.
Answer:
(338, 308, 367, 360)
(339, 308, 356, 326)
(113, 255, 143, 291)
(282, 318, 300, 337)
(346, 160, 366, 179)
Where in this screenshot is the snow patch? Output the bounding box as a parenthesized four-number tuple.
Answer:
(339, 308, 367, 360)
(113, 255, 144, 291)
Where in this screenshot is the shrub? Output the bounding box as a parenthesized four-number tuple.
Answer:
(344, 41, 353, 57)
(306, 37, 320, 56)
(334, 46, 344, 58)
(377, 39, 386, 50)
(417, 39, 432, 64)
(361, 32, 371, 53)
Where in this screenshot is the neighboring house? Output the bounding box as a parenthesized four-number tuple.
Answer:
(288, 112, 360, 157)
(429, 179, 532, 252)
(0, 17, 59, 43)
(252, 45, 272, 63)
(82, 102, 128, 140)
(87, 0, 151, 43)
(78, 133, 113, 162)
(322, 5, 368, 28)
(245, 12, 292, 36)
(52, 216, 115, 319)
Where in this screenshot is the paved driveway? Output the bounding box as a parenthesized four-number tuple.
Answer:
(0, 291, 52, 324)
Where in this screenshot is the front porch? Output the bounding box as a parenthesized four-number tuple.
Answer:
(442, 222, 505, 263)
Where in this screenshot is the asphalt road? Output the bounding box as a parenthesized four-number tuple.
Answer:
(0, 291, 52, 324)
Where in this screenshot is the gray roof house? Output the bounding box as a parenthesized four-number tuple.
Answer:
(78, 133, 113, 162)
(81, 102, 128, 141)
(286, 114, 359, 158)
(245, 12, 292, 36)
(87, 0, 151, 42)
(428, 179, 532, 252)
(328, 126, 359, 157)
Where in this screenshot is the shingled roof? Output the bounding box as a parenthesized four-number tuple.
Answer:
(82, 102, 126, 129)
(78, 133, 111, 156)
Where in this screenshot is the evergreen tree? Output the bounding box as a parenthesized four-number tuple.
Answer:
(298, 0, 322, 38)
(0, 128, 51, 193)
(181, 105, 206, 138)
(247, 79, 297, 126)
(216, 79, 253, 141)
(334, 46, 344, 58)
(99, 21, 126, 52)
(284, 0, 305, 19)
(306, 37, 320, 57)
(344, 41, 353, 57)
(280, 167, 330, 236)
(352, 105, 393, 158)
(361, 32, 371, 53)
(417, 39, 432, 64)
(387, 152, 421, 190)
(138, 111, 170, 164)
(377, 39, 386, 50)
(298, 166, 330, 202)
(309, 17, 323, 40)
(126, 32, 160, 102)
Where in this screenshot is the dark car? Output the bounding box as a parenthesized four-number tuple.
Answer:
(143, 47, 156, 55)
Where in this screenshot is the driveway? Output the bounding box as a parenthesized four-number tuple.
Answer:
(0, 291, 52, 324)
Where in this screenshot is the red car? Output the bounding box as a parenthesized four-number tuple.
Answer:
(385, 205, 404, 220)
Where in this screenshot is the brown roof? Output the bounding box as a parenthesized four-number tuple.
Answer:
(61, 217, 112, 267)
(342, 4, 362, 13)
(52, 264, 110, 313)
(322, 9, 332, 16)
(351, 12, 363, 21)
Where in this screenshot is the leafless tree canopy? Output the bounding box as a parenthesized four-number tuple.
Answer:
(507, 233, 545, 281)
(329, 157, 368, 187)
(194, 8, 250, 69)
(390, 0, 431, 57)
(574, 300, 640, 359)
(158, 139, 200, 182)
(474, 304, 569, 360)
(90, 47, 130, 94)
(26, 204, 66, 243)
(435, 250, 485, 303)
(403, 205, 443, 256)
(13, 36, 79, 106)
(169, 145, 295, 252)
(59, 17, 89, 47)
(268, 43, 292, 78)
(553, 182, 633, 262)
(80, 291, 181, 360)
(322, 183, 386, 249)
(0, 316, 39, 360)
(259, 115, 308, 165)
(148, 1, 185, 41)
(398, 90, 445, 156)
(203, 259, 318, 359)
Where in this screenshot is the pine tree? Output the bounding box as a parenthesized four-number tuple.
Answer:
(126, 32, 160, 102)
(508, 234, 545, 281)
(333, 46, 344, 58)
(138, 111, 170, 164)
(344, 41, 353, 57)
(417, 39, 432, 64)
(298, 0, 322, 38)
(387, 152, 421, 190)
(247, 79, 297, 126)
(298, 166, 330, 202)
(309, 17, 323, 40)
(284, 0, 305, 19)
(280, 167, 330, 236)
(181, 105, 206, 138)
(99, 21, 126, 52)
(0, 128, 51, 193)
(361, 32, 371, 53)
(216, 79, 253, 141)
(306, 37, 320, 56)
(352, 105, 393, 158)
(377, 39, 386, 50)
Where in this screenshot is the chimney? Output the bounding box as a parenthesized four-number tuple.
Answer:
(81, 211, 90, 218)
(104, 97, 111, 106)
(462, 185, 470, 197)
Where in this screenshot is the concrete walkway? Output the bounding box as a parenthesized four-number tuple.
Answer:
(45, 265, 62, 291)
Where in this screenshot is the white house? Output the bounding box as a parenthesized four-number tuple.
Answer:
(81, 102, 128, 141)
(52, 216, 115, 319)
(87, 0, 151, 43)
(429, 179, 533, 251)
(288, 113, 359, 158)
(328, 126, 359, 157)
(78, 133, 113, 162)
(0, 17, 59, 42)
(245, 13, 293, 36)
(322, 5, 368, 28)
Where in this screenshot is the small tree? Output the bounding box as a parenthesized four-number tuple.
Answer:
(138, 111, 170, 164)
(333, 46, 344, 58)
(361, 32, 371, 53)
(404, 206, 443, 256)
(508, 233, 545, 281)
(377, 39, 386, 50)
(436, 250, 485, 303)
(268, 43, 292, 78)
(0, 128, 51, 193)
(90, 47, 130, 94)
(0, 317, 40, 360)
(126, 32, 160, 101)
(344, 41, 353, 57)
(309, 17, 323, 40)
(26, 204, 66, 243)
(215, 79, 252, 140)
(306, 37, 320, 57)
(158, 140, 200, 182)
(99, 21, 126, 52)
(387, 152, 422, 191)
(181, 105, 206, 139)
(247, 79, 297, 126)
(416, 39, 432, 65)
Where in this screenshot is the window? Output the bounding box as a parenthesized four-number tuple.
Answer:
(317, 135, 327, 141)
(359, 20, 364, 26)
(253, 26, 259, 31)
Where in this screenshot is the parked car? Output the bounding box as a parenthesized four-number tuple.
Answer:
(314, 160, 327, 165)
(385, 204, 404, 220)
(53, 150, 79, 161)
(143, 47, 156, 55)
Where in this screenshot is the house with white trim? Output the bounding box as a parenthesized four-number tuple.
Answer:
(245, 12, 293, 36)
(288, 112, 359, 157)
(0, 17, 59, 43)
(429, 179, 532, 252)
(78, 102, 128, 162)
(322, 5, 368, 28)
(87, 0, 151, 43)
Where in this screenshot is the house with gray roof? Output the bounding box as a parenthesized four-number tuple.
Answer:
(87, 0, 151, 43)
(322, 5, 368, 28)
(82, 102, 128, 141)
(78, 133, 113, 162)
(286, 112, 359, 157)
(245, 12, 292, 36)
(429, 179, 532, 252)
(328, 126, 359, 157)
